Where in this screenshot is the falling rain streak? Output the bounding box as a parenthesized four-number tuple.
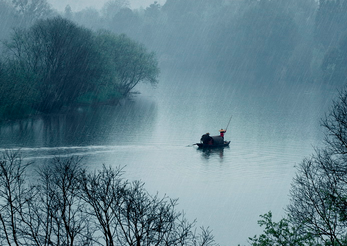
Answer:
(0, 0, 345, 245)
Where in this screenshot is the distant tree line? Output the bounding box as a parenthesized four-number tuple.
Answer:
(0, 16, 158, 119)
(0, 0, 54, 42)
(2, 0, 347, 85)
(245, 87, 347, 246)
(0, 151, 217, 246)
(51, 0, 346, 85)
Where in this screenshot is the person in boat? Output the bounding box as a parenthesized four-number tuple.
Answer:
(219, 129, 226, 138)
(200, 133, 213, 145)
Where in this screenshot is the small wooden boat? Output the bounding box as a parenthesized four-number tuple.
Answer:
(196, 135, 230, 148)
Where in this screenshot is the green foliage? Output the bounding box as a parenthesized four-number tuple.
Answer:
(3, 17, 104, 113)
(0, 60, 39, 119)
(0, 17, 159, 119)
(95, 31, 159, 97)
(249, 212, 317, 246)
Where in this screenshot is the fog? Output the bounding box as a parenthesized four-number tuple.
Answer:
(0, 0, 347, 245)
(47, 0, 167, 11)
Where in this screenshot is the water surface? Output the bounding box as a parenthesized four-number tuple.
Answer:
(0, 71, 336, 245)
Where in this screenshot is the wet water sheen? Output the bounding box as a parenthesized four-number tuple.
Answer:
(0, 71, 337, 245)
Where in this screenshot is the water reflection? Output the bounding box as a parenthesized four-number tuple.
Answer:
(197, 146, 229, 161)
(0, 96, 158, 149)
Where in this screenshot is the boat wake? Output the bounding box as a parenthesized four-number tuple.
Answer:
(0, 145, 140, 161)
(0, 144, 186, 161)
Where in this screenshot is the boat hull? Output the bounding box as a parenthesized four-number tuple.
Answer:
(196, 141, 230, 149)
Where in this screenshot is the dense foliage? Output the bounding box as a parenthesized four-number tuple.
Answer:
(0, 152, 217, 246)
(3, 17, 103, 113)
(95, 31, 159, 98)
(0, 16, 159, 118)
(248, 212, 317, 246)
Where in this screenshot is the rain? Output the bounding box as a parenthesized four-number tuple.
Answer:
(0, 0, 346, 245)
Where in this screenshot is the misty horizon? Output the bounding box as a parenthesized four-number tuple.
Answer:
(47, 0, 167, 12)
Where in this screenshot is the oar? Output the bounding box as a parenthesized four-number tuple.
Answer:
(225, 115, 233, 131)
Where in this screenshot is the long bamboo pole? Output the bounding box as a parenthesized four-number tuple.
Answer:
(225, 115, 233, 131)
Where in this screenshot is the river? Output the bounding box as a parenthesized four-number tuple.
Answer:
(0, 70, 337, 245)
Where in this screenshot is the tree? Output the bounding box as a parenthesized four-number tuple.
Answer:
(102, 0, 129, 21)
(0, 16, 160, 119)
(229, 0, 298, 80)
(72, 7, 104, 31)
(248, 89, 347, 246)
(11, 0, 54, 26)
(286, 88, 347, 245)
(114, 180, 193, 245)
(0, 59, 39, 119)
(64, 5, 72, 19)
(108, 7, 140, 35)
(160, 0, 215, 68)
(321, 87, 347, 155)
(145, 1, 161, 20)
(3, 17, 104, 113)
(79, 165, 126, 246)
(0, 0, 18, 41)
(0, 153, 217, 246)
(34, 157, 91, 245)
(4, 156, 93, 246)
(95, 31, 159, 98)
(0, 151, 33, 246)
(80, 165, 217, 246)
(287, 151, 347, 245)
(248, 212, 317, 246)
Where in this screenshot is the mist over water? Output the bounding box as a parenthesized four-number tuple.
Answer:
(1, 0, 345, 244)
(0, 68, 336, 245)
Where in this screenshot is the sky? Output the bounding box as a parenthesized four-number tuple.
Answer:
(47, 0, 167, 12)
